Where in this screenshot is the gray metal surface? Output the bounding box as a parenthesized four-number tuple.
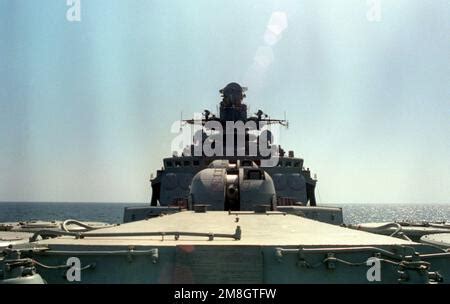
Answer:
(36, 212, 415, 247)
(421, 233, 450, 249)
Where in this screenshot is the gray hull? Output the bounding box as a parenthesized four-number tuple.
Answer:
(2, 212, 449, 284)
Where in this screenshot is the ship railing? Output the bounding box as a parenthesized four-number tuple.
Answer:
(29, 226, 242, 242)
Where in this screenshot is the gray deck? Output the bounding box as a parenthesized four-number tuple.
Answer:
(38, 211, 416, 247)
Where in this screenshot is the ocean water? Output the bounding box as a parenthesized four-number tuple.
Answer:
(0, 202, 143, 224)
(0, 202, 449, 224)
(335, 203, 450, 224)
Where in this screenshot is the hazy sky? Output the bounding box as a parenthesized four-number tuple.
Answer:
(0, 0, 449, 204)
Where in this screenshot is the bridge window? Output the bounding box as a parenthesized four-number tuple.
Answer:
(184, 160, 191, 166)
(166, 161, 173, 167)
(241, 160, 253, 167)
(245, 169, 263, 180)
(193, 160, 200, 166)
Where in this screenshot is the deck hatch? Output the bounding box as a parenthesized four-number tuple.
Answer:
(173, 246, 263, 283)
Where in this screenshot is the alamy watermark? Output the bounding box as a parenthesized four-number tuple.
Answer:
(66, 0, 81, 22)
(66, 257, 81, 282)
(170, 113, 281, 167)
(366, 257, 381, 282)
(366, 0, 382, 22)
